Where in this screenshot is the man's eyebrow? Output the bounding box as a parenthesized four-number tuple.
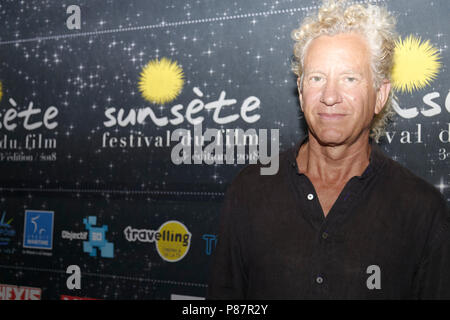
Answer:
(341, 70, 363, 75)
(304, 69, 325, 74)
(304, 69, 363, 75)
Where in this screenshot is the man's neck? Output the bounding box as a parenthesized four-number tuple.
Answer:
(296, 134, 371, 185)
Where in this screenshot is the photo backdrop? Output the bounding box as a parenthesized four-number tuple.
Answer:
(0, 0, 449, 300)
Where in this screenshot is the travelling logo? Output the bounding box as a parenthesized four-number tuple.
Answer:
(0, 211, 16, 247)
(23, 210, 54, 250)
(83, 216, 114, 258)
(124, 220, 191, 262)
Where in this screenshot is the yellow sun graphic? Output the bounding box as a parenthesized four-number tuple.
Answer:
(392, 35, 442, 93)
(0, 81, 3, 102)
(138, 57, 184, 104)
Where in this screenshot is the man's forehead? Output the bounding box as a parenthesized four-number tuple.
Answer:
(304, 68, 363, 74)
(305, 33, 370, 56)
(303, 34, 371, 72)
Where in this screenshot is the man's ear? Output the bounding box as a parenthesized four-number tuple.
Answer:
(375, 79, 391, 114)
(297, 77, 304, 112)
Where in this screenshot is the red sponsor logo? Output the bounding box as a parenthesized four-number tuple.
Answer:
(0, 283, 42, 300)
(60, 295, 99, 300)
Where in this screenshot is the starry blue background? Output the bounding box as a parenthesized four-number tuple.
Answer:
(0, 0, 448, 299)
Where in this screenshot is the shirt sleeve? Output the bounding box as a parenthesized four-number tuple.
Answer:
(413, 200, 450, 299)
(206, 177, 248, 300)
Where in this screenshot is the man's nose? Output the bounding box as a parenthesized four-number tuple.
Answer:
(320, 80, 342, 106)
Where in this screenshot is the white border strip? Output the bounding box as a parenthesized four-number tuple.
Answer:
(0, 265, 208, 288)
(0, 0, 385, 46)
(0, 187, 224, 196)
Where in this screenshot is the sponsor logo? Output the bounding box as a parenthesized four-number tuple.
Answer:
(202, 234, 217, 256)
(61, 230, 88, 241)
(60, 295, 99, 300)
(23, 210, 54, 250)
(0, 212, 16, 250)
(124, 220, 191, 262)
(83, 216, 114, 258)
(0, 283, 42, 300)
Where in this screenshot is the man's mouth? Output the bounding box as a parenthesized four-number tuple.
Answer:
(318, 113, 347, 120)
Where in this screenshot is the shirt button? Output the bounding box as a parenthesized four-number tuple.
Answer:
(307, 193, 314, 200)
(316, 276, 324, 284)
(321, 232, 328, 239)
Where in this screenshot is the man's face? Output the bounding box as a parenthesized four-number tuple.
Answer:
(298, 33, 390, 146)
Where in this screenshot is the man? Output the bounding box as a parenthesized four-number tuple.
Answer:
(207, 0, 450, 299)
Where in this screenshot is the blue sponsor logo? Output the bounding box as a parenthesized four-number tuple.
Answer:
(23, 210, 54, 250)
(83, 216, 114, 258)
(0, 211, 16, 246)
(202, 234, 217, 256)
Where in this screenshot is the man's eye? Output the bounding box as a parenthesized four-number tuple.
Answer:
(346, 77, 357, 83)
(310, 76, 322, 82)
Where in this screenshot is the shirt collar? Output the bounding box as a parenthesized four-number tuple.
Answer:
(288, 135, 387, 179)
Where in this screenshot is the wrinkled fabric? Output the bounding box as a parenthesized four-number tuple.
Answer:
(207, 137, 450, 299)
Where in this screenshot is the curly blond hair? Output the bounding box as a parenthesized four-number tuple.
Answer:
(291, 0, 397, 142)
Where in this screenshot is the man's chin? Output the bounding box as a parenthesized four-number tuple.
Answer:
(311, 132, 347, 147)
(317, 140, 344, 147)
(311, 129, 370, 148)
